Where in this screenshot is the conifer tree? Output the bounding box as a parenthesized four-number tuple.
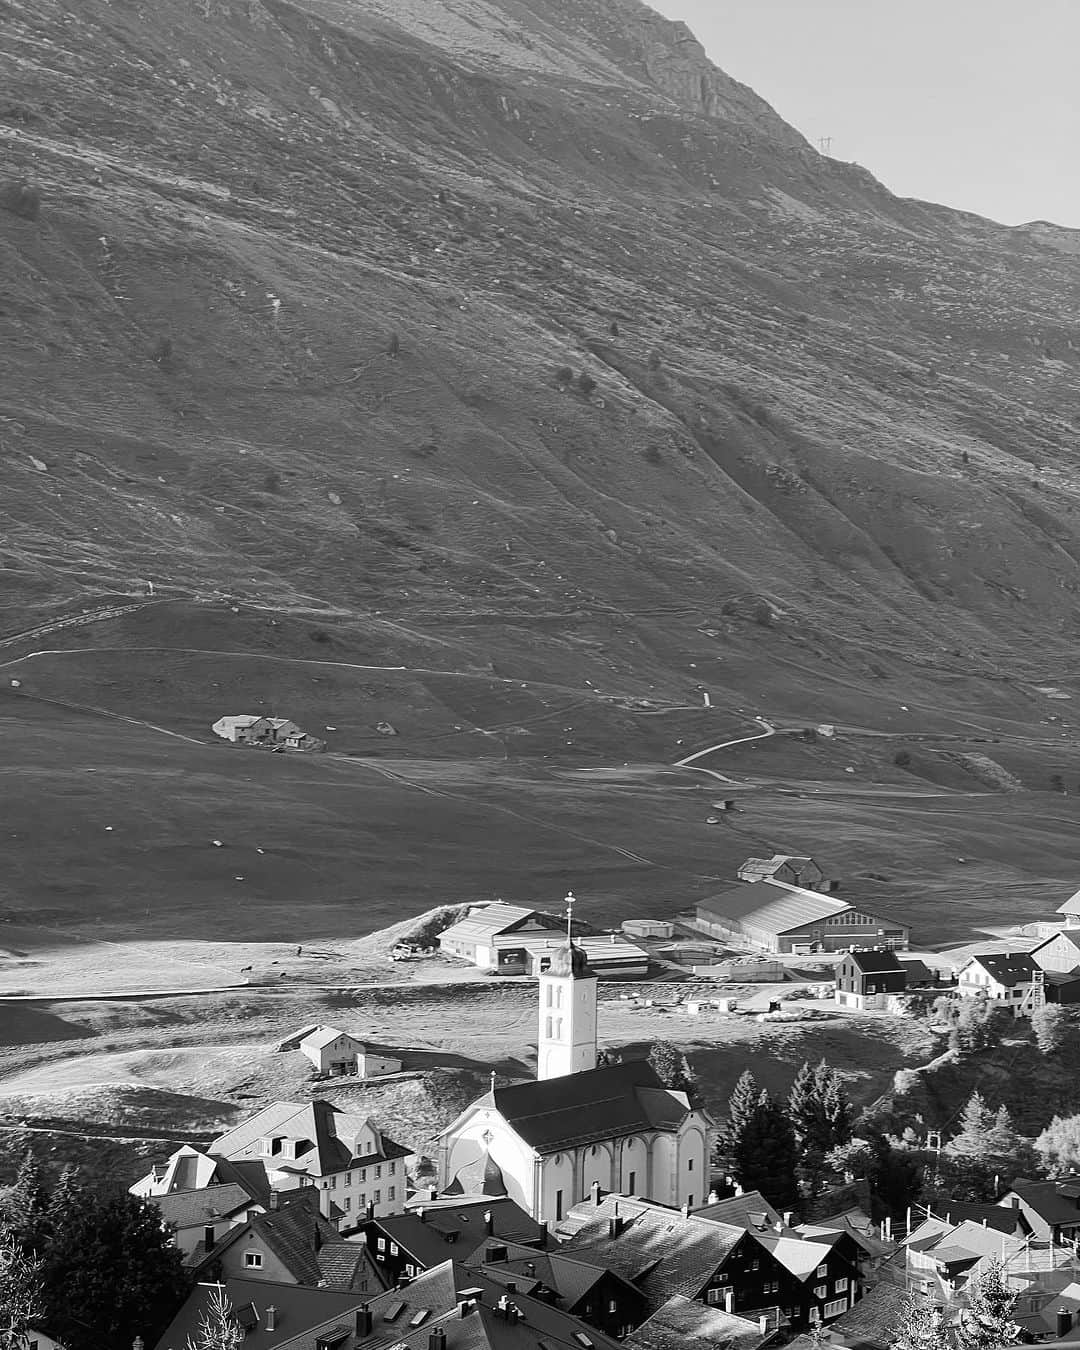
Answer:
(720, 1069, 760, 1161)
(822, 1069, 853, 1149)
(948, 1091, 996, 1158)
(44, 1163, 83, 1243)
(3, 1149, 48, 1251)
(732, 1089, 799, 1208)
(787, 1061, 819, 1146)
(893, 1292, 950, 1350)
(0, 1219, 45, 1350)
(955, 1258, 1018, 1350)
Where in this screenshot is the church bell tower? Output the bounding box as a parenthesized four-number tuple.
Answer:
(537, 892, 598, 1081)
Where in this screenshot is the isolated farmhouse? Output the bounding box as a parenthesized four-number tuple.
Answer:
(212, 714, 323, 751)
(296, 1025, 403, 1079)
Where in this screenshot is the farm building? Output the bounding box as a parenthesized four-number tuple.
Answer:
(298, 1026, 402, 1079)
(834, 949, 907, 1011)
(955, 953, 1038, 1004)
(695, 881, 909, 955)
(439, 903, 648, 978)
(736, 855, 835, 892)
(1031, 928, 1080, 974)
(623, 919, 675, 940)
(212, 714, 322, 751)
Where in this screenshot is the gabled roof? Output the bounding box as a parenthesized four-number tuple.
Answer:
(1057, 891, 1080, 916)
(271, 1260, 625, 1350)
(1031, 929, 1080, 961)
(697, 882, 851, 935)
(300, 1027, 362, 1051)
(197, 1191, 375, 1290)
(133, 1146, 272, 1207)
(693, 1191, 784, 1233)
(466, 1236, 640, 1312)
(154, 1277, 368, 1350)
(368, 1200, 543, 1269)
(844, 949, 905, 975)
(153, 1183, 255, 1231)
(960, 952, 1038, 986)
(211, 1101, 409, 1178)
(625, 1295, 775, 1350)
(1005, 1176, 1080, 1226)
(750, 1230, 848, 1281)
(438, 904, 554, 946)
(821, 1283, 912, 1350)
(561, 1195, 745, 1312)
(472, 1061, 696, 1154)
(216, 714, 266, 728)
(917, 1201, 1028, 1236)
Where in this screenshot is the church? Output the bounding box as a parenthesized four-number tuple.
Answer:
(436, 898, 712, 1223)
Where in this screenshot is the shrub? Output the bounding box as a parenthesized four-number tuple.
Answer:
(387, 331, 400, 357)
(576, 372, 597, 397)
(263, 470, 282, 493)
(894, 750, 912, 768)
(554, 365, 573, 385)
(608, 320, 619, 336)
(0, 179, 41, 220)
(309, 628, 331, 644)
(150, 336, 173, 365)
(410, 441, 439, 459)
(643, 445, 662, 465)
(751, 403, 772, 427)
(647, 349, 662, 371)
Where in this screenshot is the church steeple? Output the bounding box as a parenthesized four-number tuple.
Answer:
(536, 891, 598, 1080)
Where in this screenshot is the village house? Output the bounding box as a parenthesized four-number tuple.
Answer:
(833, 949, 907, 1011)
(155, 1277, 372, 1350)
(437, 925, 710, 1221)
(561, 1193, 861, 1330)
(954, 952, 1039, 1005)
(208, 1100, 411, 1228)
(360, 1196, 544, 1286)
(736, 856, 834, 892)
(695, 881, 909, 955)
(131, 1143, 272, 1223)
(295, 1026, 404, 1079)
(212, 714, 322, 751)
(999, 1177, 1080, 1245)
(151, 1182, 266, 1261)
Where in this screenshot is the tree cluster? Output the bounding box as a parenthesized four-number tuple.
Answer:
(1, 1151, 188, 1350)
(894, 1259, 1018, 1350)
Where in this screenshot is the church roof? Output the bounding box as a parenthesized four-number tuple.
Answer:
(546, 940, 595, 978)
(489, 1061, 694, 1154)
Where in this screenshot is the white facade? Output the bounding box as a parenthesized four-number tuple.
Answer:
(537, 963, 597, 1080)
(300, 1028, 365, 1075)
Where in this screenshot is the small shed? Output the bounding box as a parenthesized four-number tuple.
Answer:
(622, 919, 675, 940)
(357, 1049, 403, 1079)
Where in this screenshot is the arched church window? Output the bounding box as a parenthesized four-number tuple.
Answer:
(555, 1018, 563, 1039)
(545, 1016, 553, 1038)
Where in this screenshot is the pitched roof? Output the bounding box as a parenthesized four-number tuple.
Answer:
(1006, 1176, 1080, 1226)
(917, 1201, 1028, 1236)
(961, 952, 1038, 986)
(625, 1295, 775, 1350)
(697, 882, 850, 935)
(210, 1101, 409, 1178)
(438, 904, 547, 946)
(153, 1183, 255, 1231)
(466, 1236, 638, 1312)
(154, 1278, 368, 1350)
(199, 1191, 373, 1290)
(693, 1192, 784, 1232)
(561, 1195, 745, 1312)
(370, 1200, 544, 1269)
(1057, 892, 1080, 916)
(1032, 929, 1080, 960)
(271, 1260, 625, 1350)
(845, 949, 904, 975)
(822, 1283, 911, 1350)
(749, 1230, 846, 1281)
(479, 1061, 695, 1154)
(300, 1027, 361, 1051)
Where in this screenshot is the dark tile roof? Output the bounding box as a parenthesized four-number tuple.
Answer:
(625, 1295, 775, 1350)
(154, 1278, 368, 1350)
(845, 949, 904, 975)
(696, 882, 850, 935)
(1007, 1177, 1080, 1226)
(918, 1201, 1028, 1236)
(371, 1200, 543, 1269)
(823, 1284, 911, 1350)
(487, 1061, 693, 1153)
(272, 1260, 625, 1350)
(693, 1192, 784, 1232)
(466, 1236, 639, 1312)
(561, 1195, 744, 1312)
(153, 1182, 255, 1230)
(964, 953, 1037, 987)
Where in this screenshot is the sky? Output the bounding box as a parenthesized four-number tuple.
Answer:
(652, 0, 1080, 228)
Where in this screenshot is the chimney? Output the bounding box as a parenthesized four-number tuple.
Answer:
(1059, 1310, 1074, 1338)
(506, 1282, 517, 1295)
(266, 1306, 277, 1333)
(782, 1212, 794, 1228)
(538, 1221, 549, 1250)
(428, 1186, 438, 1202)
(366, 1202, 375, 1222)
(525, 1262, 536, 1277)
(724, 1291, 734, 1314)
(608, 1215, 623, 1239)
(355, 1306, 373, 1337)
(758, 1316, 769, 1336)
(681, 1203, 690, 1219)
(484, 1209, 494, 1236)
(591, 1181, 601, 1207)
(733, 1184, 743, 1197)
(430, 1329, 448, 1350)
(204, 1225, 216, 1252)
(773, 1220, 783, 1233)
(418, 1207, 426, 1223)
(270, 1190, 280, 1211)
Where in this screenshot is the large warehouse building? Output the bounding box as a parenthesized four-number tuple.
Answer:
(695, 880, 909, 955)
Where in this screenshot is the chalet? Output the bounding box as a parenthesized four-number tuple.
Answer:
(208, 1100, 411, 1227)
(737, 856, 833, 892)
(999, 1177, 1080, 1245)
(695, 882, 909, 955)
(834, 950, 907, 1011)
(467, 1234, 649, 1337)
(188, 1189, 385, 1294)
(360, 1197, 544, 1286)
(561, 1194, 861, 1329)
(955, 953, 1038, 1004)
(438, 903, 648, 977)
